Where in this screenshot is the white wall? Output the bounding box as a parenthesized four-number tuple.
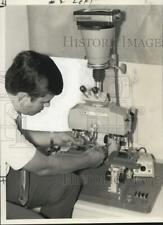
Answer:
(5, 6, 29, 70)
(120, 62, 163, 160)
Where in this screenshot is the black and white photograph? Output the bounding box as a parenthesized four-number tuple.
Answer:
(0, 0, 163, 224)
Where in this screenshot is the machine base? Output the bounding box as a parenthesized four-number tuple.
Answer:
(78, 162, 163, 213)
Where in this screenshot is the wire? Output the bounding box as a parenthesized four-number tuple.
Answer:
(136, 147, 147, 153)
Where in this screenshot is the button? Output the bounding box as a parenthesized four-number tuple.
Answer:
(140, 166, 146, 171)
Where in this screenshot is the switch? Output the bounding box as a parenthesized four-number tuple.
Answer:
(145, 193, 149, 199)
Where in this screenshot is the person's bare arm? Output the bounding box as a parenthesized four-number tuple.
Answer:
(22, 129, 83, 148)
(23, 147, 105, 176)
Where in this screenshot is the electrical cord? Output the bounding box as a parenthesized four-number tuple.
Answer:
(136, 147, 147, 153)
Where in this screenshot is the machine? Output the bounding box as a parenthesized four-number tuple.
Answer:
(69, 9, 131, 142)
(65, 9, 160, 213)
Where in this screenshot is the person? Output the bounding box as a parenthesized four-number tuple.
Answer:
(3, 50, 105, 218)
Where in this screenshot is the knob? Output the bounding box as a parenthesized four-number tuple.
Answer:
(92, 87, 99, 94)
(80, 85, 87, 93)
(140, 166, 146, 171)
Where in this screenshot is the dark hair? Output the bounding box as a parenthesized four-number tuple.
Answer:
(5, 51, 63, 97)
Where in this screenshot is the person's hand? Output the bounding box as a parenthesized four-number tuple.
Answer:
(84, 145, 106, 168)
(53, 131, 85, 147)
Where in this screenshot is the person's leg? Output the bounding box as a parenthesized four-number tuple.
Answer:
(7, 202, 43, 219)
(6, 169, 42, 219)
(6, 168, 23, 204)
(26, 173, 81, 218)
(6, 169, 81, 218)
